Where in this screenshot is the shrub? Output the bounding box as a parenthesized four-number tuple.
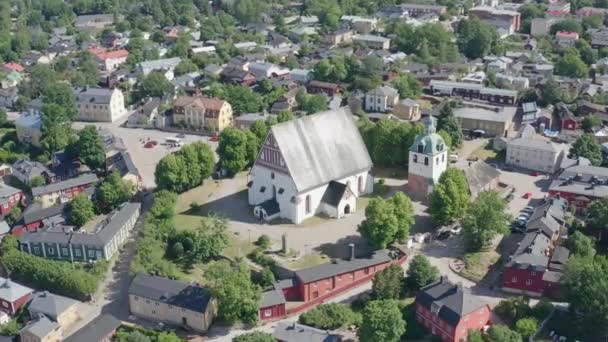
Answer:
(233, 331, 274, 342)
(515, 317, 539, 338)
(255, 234, 271, 250)
(247, 248, 276, 267)
(531, 299, 553, 320)
(299, 303, 361, 330)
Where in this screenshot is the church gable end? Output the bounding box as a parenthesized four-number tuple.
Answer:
(255, 132, 290, 175)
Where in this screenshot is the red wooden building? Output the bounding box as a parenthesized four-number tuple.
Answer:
(548, 164, 608, 214)
(503, 199, 568, 298)
(0, 277, 33, 315)
(415, 277, 491, 342)
(307, 80, 341, 97)
(0, 183, 23, 216)
(259, 246, 407, 321)
(555, 102, 578, 131)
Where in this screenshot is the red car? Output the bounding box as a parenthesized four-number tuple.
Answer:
(523, 192, 532, 199)
(209, 133, 220, 142)
(144, 140, 157, 148)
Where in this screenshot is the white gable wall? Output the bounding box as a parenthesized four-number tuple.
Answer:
(249, 165, 373, 224)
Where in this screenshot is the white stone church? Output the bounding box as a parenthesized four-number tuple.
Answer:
(248, 108, 374, 224)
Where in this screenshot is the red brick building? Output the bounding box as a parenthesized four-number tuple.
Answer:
(503, 198, 568, 298)
(415, 277, 491, 342)
(555, 102, 578, 131)
(259, 247, 407, 321)
(0, 277, 33, 315)
(0, 183, 23, 216)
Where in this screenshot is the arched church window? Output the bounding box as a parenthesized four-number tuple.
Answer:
(424, 157, 429, 166)
(418, 143, 424, 153)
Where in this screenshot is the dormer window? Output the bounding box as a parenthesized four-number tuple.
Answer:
(417, 143, 424, 153)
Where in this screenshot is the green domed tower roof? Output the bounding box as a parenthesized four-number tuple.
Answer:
(409, 116, 446, 155)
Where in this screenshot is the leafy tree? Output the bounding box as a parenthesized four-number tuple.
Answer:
(249, 120, 269, 142)
(136, 72, 174, 100)
(392, 74, 422, 99)
(358, 119, 421, 168)
(437, 105, 464, 147)
(313, 56, 348, 82)
(539, 78, 564, 106)
(566, 231, 596, 257)
(358, 192, 414, 249)
(405, 255, 440, 291)
(372, 264, 404, 300)
(174, 58, 198, 76)
(233, 332, 274, 342)
(358, 300, 406, 342)
(587, 198, 608, 240)
(42, 82, 78, 120)
(550, 19, 583, 34)
(299, 303, 360, 330)
(155, 142, 215, 192)
(170, 215, 228, 265)
(429, 168, 470, 226)
(96, 171, 135, 212)
(467, 329, 485, 342)
(487, 325, 523, 342)
(30, 175, 45, 187)
(277, 110, 294, 123)
(581, 115, 602, 133)
(156, 332, 182, 342)
(457, 18, 498, 59)
(462, 191, 511, 251)
(515, 317, 538, 338)
(495, 296, 531, 321)
(6, 206, 21, 227)
(255, 234, 271, 249)
(206, 260, 261, 324)
(296, 91, 328, 114)
(115, 330, 151, 342)
(575, 39, 597, 66)
(563, 256, 608, 336)
(555, 50, 589, 78)
(74, 126, 105, 170)
(149, 190, 177, 220)
(208, 84, 264, 115)
(570, 133, 602, 166)
(67, 194, 95, 227)
(437, 130, 453, 151)
(0, 319, 20, 336)
(217, 128, 255, 176)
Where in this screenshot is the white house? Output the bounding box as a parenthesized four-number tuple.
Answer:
(407, 116, 448, 199)
(364, 85, 399, 112)
(15, 112, 42, 147)
(506, 124, 566, 173)
(75, 87, 126, 122)
(248, 108, 373, 224)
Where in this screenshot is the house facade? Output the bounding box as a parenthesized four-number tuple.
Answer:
(128, 274, 217, 333)
(94, 49, 129, 71)
(407, 116, 448, 199)
(173, 96, 233, 132)
(0, 277, 33, 315)
(506, 125, 566, 173)
(416, 277, 491, 342)
(31, 173, 98, 208)
(352, 34, 391, 50)
(248, 108, 373, 224)
(75, 87, 126, 122)
(0, 183, 23, 216)
(19, 203, 140, 261)
(308, 81, 340, 96)
(364, 86, 399, 112)
(430, 80, 518, 106)
(453, 106, 517, 137)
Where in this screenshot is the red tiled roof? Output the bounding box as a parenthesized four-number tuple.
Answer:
(200, 98, 225, 111)
(3, 63, 24, 72)
(556, 31, 579, 39)
(96, 49, 129, 61)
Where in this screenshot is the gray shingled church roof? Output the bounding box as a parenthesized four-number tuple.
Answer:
(268, 108, 372, 193)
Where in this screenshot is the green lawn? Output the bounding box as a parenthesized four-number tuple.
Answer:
(460, 251, 500, 282)
(284, 252, 329, 270)
(470, 142, 505, 163)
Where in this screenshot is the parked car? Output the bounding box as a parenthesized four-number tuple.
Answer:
(522, 206, 534, 213)
(449, 154, 459, 163)
(436, 231, 451, 240)
(177, 133, 186, 138)
(505, 193, 514, 202)
(523, 192, 532, 199)
(518, 212, 531, 219)
(450, 226, 462, 235)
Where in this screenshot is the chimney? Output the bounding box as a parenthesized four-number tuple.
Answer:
(348, 243, 355, 261)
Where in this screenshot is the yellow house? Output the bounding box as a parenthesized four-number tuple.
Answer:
(173, 96, 233, 132)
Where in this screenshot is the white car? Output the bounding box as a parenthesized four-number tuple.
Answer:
(450, 226, 462, 235)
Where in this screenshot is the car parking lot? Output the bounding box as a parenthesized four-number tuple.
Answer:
(73, 122, 218, 188)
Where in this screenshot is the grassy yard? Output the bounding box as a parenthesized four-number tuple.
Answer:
(470, 142, 505, 163)
(460, 250, 500, 282)
(284, 251, 330, 270)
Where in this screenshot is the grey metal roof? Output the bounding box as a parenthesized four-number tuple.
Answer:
(321, 181, 348, 207)
(64, 314, 121, 342)
(453, 106, 517, 123)
(138, 57, 181, 71)
(12, 159, 52, 180)
(367, 85, 398, 97)
(28, 291, 78, 320)
(32, 173, 98, 197)
(0, 221, 9, 235)
(464, 161, 500, 197)
(128, 274, 212, 313)
(273, 322, 340, 342)
(416, 277, 487, 326)
(259, 289, 285, 308)
(0, 183, 21, 201)
(508, 231, 550, 271)
(21, 315, 58, 339)
(71, 202, 140, 246)
(75, 87, 116, 105)
(23, 202, 66, 225)
(0, 278, 32, 302)
(267, 108, 372, 193)
(508, 137, 560, 152)
(295, 249, 394, 283)
(430, 80, 518, 97)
